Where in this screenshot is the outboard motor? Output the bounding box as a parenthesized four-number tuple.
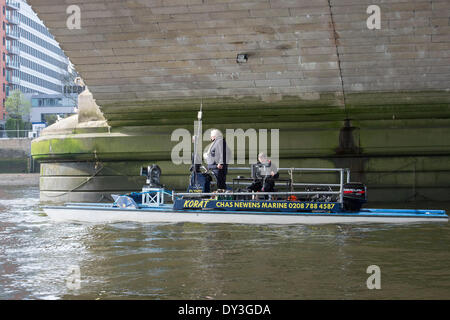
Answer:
(343, 182, 367, 212)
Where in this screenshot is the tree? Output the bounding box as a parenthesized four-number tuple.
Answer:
(5, 89, 31, 119)
(5, 118, 31, 137)
(5, 89, 31, 137)
(43, 114, 58, 126)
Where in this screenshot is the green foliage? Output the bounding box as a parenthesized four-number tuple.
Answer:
(5, 118, 31, 137)
(43, 114, 58, 126)
(5, 89, 31, 120)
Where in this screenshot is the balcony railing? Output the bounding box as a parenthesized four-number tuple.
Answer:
(0, 130, 38, 139)
(6, 44, 20, 55)
(6, 59, 19, 70)
(6, 14, 20, 25)
(6, 75, 20, 85)
(6, 0, 20, 10)
(6, 28, 20, 40)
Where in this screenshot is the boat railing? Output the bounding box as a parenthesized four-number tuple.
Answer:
(172, 191, 340, 197)
(176, 167, 351, 205)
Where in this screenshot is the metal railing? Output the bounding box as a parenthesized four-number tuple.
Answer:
(6, 0, 20, 10)
(7, 75, 20, 84)
(6, 27, 20, 40)
(6, 44, 20, 55)
(0, 130, 40, 138)
(6, 59, 20, 69)
(173, 166, 350, 204)
(6, 14, 19, 25)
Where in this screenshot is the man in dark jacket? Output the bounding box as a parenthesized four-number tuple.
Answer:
(204, 129, 231, 190)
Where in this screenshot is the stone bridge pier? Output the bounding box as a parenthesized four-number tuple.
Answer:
(29, 0, 450, 203)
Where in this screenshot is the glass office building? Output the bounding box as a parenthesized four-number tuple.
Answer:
(29, 93, 77, 124)
(1, 0, 70, 122)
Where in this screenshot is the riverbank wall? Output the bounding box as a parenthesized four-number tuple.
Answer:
(0, 138, 37, 174)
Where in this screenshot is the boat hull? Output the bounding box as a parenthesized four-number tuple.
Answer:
(42, 205, 448, 225)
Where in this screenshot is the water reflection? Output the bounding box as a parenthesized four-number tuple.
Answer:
(0, 186, 449, 299)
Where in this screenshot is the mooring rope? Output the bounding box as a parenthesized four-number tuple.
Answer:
(44, 161, 105, 198)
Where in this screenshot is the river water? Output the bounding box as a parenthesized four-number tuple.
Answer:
(0, 185, 449, 300)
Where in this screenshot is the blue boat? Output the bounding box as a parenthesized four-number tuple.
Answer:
(41, 107, 448, 224)
(42, 166, 448, 225)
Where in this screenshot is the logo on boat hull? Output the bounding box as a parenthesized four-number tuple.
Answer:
(175, 199, 337, 212)
(183, 199, 212, 208)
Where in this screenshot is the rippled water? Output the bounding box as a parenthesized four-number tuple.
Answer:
(0, 185, 449, 300)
